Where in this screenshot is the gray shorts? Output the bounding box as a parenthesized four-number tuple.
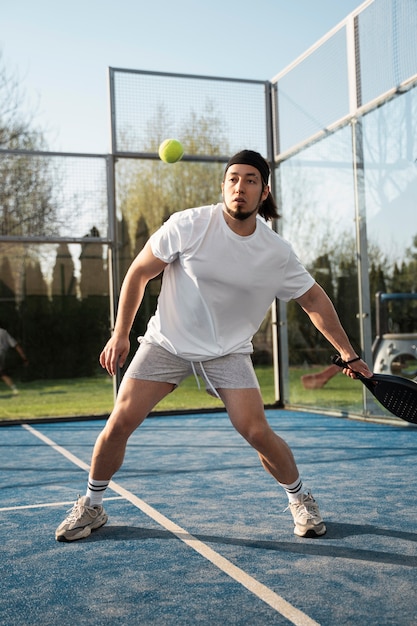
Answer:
(124, 340, 259, 396)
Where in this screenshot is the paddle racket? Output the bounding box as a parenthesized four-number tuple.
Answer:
(332, 355, 417, 424)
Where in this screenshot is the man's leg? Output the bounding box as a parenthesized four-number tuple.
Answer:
(55, 378, 174, 542)
(219, 387, 326, 537)
(89, 378, 175, 480)
(219, 387, 299, 483)
(1, 373, 18, 394)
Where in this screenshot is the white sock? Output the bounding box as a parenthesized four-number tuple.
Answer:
(86, 477, 109, 507)
(279, 477, 304, 503)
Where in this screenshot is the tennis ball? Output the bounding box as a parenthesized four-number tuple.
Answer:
(158, 138, 184, 163)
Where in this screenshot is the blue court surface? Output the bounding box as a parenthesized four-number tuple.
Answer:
(1, 409, 416, 626)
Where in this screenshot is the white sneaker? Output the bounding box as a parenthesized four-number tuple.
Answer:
(55, 495, 108, 542)
(288, 492, 326, 537)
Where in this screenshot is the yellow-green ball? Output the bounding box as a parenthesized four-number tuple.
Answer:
(158, 139, 184, 163)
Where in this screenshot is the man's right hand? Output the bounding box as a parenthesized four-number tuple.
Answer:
(99, 334, 130, 376)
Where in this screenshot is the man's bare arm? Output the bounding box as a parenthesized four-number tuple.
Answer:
(295, 283, 372, 378)
(100, 241, 167, 375)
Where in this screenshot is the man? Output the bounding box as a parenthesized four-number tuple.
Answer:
(56, 150, 372, 542)
(0, 327, 28, 395)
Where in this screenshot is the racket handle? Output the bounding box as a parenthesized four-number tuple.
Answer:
(332, 355, 369, 383)
(332, 355, 362, 368)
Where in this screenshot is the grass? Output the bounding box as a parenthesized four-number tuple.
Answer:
(0, 365, 363, 422)
(0, 374, 115, 421)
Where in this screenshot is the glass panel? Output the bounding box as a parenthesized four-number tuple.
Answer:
(276, 26, 349, 153)
(363, 86, 417, 383)
(0, 242, 114, 420)
(279, 125, 363, 413)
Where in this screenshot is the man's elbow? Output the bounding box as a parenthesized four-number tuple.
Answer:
(295, 282, 321, 308)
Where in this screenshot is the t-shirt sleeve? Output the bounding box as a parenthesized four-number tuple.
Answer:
(149, 211, 188, 263)
(277, 248, 315, 302)
(149, 207, 210, 264)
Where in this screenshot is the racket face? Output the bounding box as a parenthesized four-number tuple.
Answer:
(364, 375, 417, 423)
(331, 355, 417, 422)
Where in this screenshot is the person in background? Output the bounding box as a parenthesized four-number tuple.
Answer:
(0, 327, 29, 395)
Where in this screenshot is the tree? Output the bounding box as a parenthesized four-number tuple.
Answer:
(79, 227, 108, 299)
(0, 51, 43, 149)
(0, 51, 57, 234)
(0, 51, 58, 305)
(384, 236, 417, 334)
(51, 243, 76, 298)
(118, 102, 229, 252)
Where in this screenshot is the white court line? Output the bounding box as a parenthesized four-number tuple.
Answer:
(22, 423, 320, 626)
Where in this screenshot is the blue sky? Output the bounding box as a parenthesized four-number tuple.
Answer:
(2, 0, 364, 153)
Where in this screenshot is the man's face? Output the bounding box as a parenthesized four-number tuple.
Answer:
(221, 164, 269, 221)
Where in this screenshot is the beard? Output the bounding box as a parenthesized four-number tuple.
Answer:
(224, 204, 258, 221)
(223, 197, 262, 221)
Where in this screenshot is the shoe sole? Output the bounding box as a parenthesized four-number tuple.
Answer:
(294, 522, 326, 538)
(56, 514, 108, 542)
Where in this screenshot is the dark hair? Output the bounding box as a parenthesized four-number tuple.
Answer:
(258, 190, 279, 222)
(224, 149, 279, 222)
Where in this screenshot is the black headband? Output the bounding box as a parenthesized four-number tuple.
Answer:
(224, 150, 270, 185)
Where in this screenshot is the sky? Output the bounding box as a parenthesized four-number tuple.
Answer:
(1, 0, 365, 154)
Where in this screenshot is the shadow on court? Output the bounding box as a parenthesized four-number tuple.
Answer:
(0, 409, 416, 626)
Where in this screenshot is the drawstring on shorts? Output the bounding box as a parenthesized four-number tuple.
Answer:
(190, 361, 221, 399)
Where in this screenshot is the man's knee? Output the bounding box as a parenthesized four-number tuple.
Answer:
(234, 418, 270, 449)
(102, 406, 142, 441)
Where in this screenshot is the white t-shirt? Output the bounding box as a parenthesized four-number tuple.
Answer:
(0, 328, 17, 368)
(145, 203, 314, 361)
